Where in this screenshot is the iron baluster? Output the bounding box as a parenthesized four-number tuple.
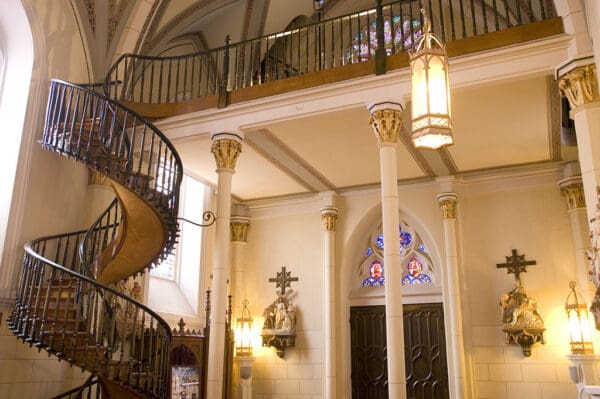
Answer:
(157, 60, 164, 103)
(459, 0, 467, 38)
(470, 0, 478, 35)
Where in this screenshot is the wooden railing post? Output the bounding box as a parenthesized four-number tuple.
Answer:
(375, 0, 386, 75)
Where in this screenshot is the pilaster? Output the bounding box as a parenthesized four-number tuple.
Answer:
(320, 205, 338, 399)
(437, 192, 468, 399)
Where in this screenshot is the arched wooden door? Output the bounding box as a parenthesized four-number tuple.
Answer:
(350, 303, 450, 399)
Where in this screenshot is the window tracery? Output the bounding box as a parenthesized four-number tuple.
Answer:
(360, 221, 433, 287)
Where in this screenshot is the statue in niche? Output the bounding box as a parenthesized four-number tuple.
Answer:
(260, 266, 299, 357)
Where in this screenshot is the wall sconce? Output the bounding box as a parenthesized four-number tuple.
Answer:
(235, 299, 254, 358)
(566, 281, 594, 355)
(409, 9, 453, 149)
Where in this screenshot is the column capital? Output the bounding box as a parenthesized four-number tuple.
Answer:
(368, 102, 404, 146)
(558, 177, 586, 211)
(211, 133, 243, 172)
(558, 64, 599, 111)
(437, 193, 458, 219)
(320, 206, 339, 232)
(231, 217, 251, 243)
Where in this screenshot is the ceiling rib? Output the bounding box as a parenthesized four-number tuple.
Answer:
(245, 129, 336, 193)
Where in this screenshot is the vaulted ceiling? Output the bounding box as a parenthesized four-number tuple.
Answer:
(75, 0, 576, 202)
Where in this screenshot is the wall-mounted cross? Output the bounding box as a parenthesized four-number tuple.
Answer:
(268, 266, 299, 296)
(496, 249, 536, 283)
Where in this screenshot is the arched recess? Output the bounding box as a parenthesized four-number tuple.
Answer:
(0, 0, 38, 308)
(338, 201, 452, 397)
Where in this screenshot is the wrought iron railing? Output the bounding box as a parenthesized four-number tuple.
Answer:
(9, 233, 172, 397)
(41, 80, 182, 256)
(52, 375, 100, 399)
(8, 79, 184, 398)
(105, 0, 556, 105)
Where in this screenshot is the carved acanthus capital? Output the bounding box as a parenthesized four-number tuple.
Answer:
(559, 178, 586, 211)
(369, 104, 404, 146)
(211, 134, 242, 171)
(558, 64, 600, 111)
(437, 193, 458, 219)
(320, 207, 339, 232)
(231, 217, 251, 242)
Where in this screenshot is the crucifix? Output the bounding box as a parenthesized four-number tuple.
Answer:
(268, 266, 298, 296)
(496, 249, 536, 284)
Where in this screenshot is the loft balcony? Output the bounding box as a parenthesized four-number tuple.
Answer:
(105, 0, 562, 119)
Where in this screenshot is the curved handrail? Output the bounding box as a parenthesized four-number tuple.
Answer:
(104, 0, 556, 105)
(42, 80, 183, 255)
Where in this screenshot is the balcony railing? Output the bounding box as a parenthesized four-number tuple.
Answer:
(105, 0, 557, 107)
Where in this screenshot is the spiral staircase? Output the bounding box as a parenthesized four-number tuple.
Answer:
(7, 79, 182, 399)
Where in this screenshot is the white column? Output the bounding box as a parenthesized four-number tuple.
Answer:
(437, 193, 468, 399)
(321, 205, 338, 399)
(207, 132, 242, 399)
(558, 64, 600, 223)
(368, 102, 407, 399)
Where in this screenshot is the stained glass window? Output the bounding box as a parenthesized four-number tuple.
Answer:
(362, 260, 385, 286)
(360, 220, 434, 288)
(402, 257, 432, 285)
(344, 17, 422, 64)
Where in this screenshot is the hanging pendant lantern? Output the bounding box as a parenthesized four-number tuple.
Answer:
(409, 9, 453, 150)
(565, 281, 594, 355)
(235, 299, 254, 357)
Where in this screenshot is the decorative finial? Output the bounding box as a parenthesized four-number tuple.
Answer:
(569, 280, 577, 291)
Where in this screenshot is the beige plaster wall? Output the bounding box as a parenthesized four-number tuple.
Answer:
(462, 177, 578, 399)
(243, 170, 581, 399)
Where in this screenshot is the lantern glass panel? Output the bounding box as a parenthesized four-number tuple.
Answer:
(411, 57, 428, 121)
(428, 56, 448, 115)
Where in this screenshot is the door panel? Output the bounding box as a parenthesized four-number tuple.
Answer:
(350, 303, 449, 399)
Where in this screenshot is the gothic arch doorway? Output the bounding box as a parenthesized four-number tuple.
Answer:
(345, 209, 450, 398)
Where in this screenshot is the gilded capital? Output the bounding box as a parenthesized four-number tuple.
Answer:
(369, 108, 403, 145)
(230, 220, 250, 242)
(320, 207, 339, 232)
(560, 180, 586, 211)
(211, 136, 242, 171)
(437, 193, 458, 219)
(439, 200, 457, 219)
(558, 64, 599, 111)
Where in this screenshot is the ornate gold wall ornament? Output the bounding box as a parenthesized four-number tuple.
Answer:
(439, 199, 457, 219)
(320, 207, 339, 232)
(496, 249, 545, 357)
(231, 221, 250, 243)
(560, 182, 586, 211)
(88, 170, 111, 187)
(558, 64, 600, 110)
(369, 109, 403, 145)
(261, 267, 299, 357)
(211, 139, 242, 170)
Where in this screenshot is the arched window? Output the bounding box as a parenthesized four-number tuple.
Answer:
(359, 220, 434, 287)
(344, 16, 422, 64)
